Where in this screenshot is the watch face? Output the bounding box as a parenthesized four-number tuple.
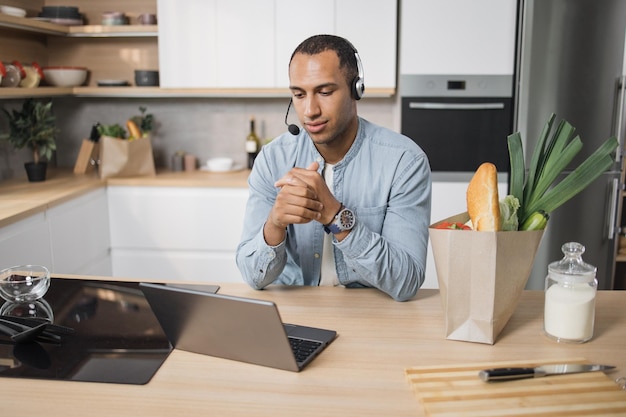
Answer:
(339, 208, 355, 229)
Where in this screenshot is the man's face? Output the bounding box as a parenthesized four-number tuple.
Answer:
(288, 50, 357, 149)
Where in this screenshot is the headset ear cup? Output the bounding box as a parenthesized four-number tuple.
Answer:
(352, 77, 364, 100)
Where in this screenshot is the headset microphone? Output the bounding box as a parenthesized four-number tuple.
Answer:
(284, 99, 300, 135)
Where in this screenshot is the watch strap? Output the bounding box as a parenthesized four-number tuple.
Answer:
(323, 204, 344, 234)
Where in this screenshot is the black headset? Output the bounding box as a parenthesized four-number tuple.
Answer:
(348, 40, 365, 100)
(286, 38, 365, 135)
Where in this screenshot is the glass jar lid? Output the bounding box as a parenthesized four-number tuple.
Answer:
(548, 242, 596, 283)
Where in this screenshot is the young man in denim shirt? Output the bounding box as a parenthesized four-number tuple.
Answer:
(236, 35, 431, 301)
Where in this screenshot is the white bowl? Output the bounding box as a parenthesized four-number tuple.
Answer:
(43, 66, 88, 87)
(0, 5, 27, 17)
(206, 157, 234, 172)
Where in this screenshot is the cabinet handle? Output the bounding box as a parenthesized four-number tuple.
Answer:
(614, 75, 626, 162)
(408, 102, 505, 110)
(608, 177, 619, 240)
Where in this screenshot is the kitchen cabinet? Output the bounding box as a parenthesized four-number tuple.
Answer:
(274, 0, 334, 88)
(158, 0, 397, 94)
(0, 212, 53, 270)
(0, 188, 111, 275)
(0, 0, 395, 98)
(108, 186, 248, 283)
(400, 0, 517, 75)
(47, 188, 111, 276)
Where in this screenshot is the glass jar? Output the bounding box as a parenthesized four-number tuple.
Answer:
(0, 61, 23, 87)
(544, 242, 597, 343)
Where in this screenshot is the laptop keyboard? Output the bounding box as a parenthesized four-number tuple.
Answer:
(288, 337, 322, 364)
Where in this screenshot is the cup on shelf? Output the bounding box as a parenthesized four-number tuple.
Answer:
(134, 70, 159, 87)
(102, 11, 127, 26)
(138, 13, 157, 25)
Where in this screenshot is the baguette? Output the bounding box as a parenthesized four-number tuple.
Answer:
(467, 162, 500, 231)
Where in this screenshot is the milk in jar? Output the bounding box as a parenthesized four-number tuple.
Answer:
(544, 242, 597, 343)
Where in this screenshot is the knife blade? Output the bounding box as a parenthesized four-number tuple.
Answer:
(478, 364, 615, 382)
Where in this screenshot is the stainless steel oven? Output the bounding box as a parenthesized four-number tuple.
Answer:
(400, 75, 514, 173)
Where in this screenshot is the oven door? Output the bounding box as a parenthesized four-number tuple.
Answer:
(401, 96, 513, 172)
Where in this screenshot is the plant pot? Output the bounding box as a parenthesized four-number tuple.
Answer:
(24, 162, 47, 182)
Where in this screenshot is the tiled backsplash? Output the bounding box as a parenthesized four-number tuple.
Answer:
(0, 96, 399, 179)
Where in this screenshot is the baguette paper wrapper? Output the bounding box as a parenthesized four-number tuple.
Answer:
(429, 212, 544, 344)
(99, 135, 156, 179)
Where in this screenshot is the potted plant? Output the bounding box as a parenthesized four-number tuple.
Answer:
(0, 98, 59, 182)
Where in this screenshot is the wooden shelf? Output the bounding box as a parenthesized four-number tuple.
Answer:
(0, 14, 156, 37)
(67, 25, 157, 37)
(0, 87, 73, 99)
(1, 87, 395, 99)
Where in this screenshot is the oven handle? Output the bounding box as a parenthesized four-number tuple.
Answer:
(408, 102, 505, 110)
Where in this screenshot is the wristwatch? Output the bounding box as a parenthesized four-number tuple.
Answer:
(323, 205, 356, 234)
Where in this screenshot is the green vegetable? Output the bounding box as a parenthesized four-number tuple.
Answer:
(520, 210, 549, 231)
(507, 113, 619, 227)
(97, 123, 127, 139)
(130, 106, 154, 134)
(499, 195, 520, 231)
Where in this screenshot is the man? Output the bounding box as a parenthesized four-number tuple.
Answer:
(236, 34, 431, 301)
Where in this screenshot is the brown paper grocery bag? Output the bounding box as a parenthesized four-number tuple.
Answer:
(98, 135, 156, 179)
(429, 212, 544, 344)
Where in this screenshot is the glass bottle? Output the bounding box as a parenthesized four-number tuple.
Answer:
(544, 242, 597, 343)
(246, 117, 260, 169)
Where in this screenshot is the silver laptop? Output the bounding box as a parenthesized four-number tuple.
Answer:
(139, 282, 337, 372)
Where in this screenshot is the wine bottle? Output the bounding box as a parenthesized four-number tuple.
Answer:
(246, 117, 261, 169)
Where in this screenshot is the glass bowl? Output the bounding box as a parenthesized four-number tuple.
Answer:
(0, 265, 50, 302)
(0, 299, 54, 322)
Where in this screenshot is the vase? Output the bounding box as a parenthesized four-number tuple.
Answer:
(24, 162, 47, 182)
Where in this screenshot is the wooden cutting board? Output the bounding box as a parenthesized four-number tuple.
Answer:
(405, 358, 626, 416)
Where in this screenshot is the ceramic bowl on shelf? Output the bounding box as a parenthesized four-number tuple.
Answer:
(40, 6, 80, 18)
(38, 5, 83, 25)
(135, 70, 159, 86)
(0, 5, 27, 17)
(42, 66, 88, 87)
(0, 265, 50, 303)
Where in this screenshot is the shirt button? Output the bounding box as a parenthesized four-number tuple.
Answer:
(314, 253, 320, 258)
(316, 156, 323, 163)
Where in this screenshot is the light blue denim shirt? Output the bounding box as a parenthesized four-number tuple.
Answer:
(236, 117, 431, 301)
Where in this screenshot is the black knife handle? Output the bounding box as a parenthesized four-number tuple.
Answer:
(479, 367, 537, 382)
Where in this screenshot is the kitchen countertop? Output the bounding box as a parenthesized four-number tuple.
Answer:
(2, 276, 626, 417)
(0, 169, 250, 227)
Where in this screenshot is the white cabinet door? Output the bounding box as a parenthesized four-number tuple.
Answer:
(159, 0, 397, 90)
(158, 0, 218, 88)
(158, 0, 274, 88)
(274, 0, 334, 88)
(111, 249, 240, 282)
(400, 0, 517, 75)
(108, 186, 248, 283)
(216, 0, 275, 88)
(336, 0, 398, 89)
(47, 188, 111, 276)
(0, 213, 52, 270)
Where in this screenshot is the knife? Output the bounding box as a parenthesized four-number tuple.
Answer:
(478, 364, 615, 382)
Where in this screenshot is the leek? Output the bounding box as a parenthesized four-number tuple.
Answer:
(507, 113, 619, 228)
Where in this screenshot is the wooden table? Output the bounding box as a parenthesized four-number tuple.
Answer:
(2, 278, 625, 416)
